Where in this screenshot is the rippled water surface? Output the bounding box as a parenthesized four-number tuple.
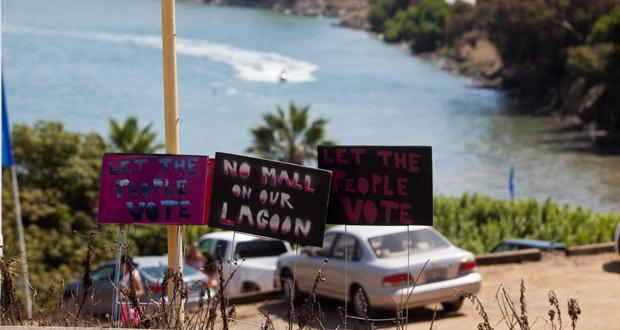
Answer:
(3, 0, 619, 213)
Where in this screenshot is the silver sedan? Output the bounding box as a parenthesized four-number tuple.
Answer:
(277, 225, 481, 317)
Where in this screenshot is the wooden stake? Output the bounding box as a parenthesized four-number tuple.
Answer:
(160, 0, 184, 325)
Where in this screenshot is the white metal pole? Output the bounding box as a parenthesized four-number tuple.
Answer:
(112, 225, 125, 327)
(10, 165, 32, 322)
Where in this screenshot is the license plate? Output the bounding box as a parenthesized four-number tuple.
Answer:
(425, 268, 446, 283)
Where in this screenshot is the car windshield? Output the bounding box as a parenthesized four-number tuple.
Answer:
(235, 240, 288, 258)
(368, 229, 450, 258)
(142, 264, 199, 280)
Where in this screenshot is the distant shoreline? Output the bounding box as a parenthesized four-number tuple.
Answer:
(199, 0, 620, 154)
(202, 0, 369, 21)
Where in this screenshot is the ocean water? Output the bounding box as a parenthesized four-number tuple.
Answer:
(3, 0, 620, 213)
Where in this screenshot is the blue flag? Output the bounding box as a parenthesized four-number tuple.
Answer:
(508, 164, 515, 201)
(2, 75, 15, 167)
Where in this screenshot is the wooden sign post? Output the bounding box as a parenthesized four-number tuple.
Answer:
(160, 0, 183, 325)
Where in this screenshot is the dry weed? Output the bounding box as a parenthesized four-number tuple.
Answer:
(297, 258, 328, 330)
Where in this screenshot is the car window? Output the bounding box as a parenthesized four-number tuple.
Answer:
(331, 235, 362, 261)
(214, 240, 229, 259)
(198, 238, 214, 255)
(143, 264, 199, 280)
(92, 265, 115, 282)
(317, 233, 337, 257)
(493, 243, 512, 252)
(368, 229, 450, 258)
(235, 240, 288, 258)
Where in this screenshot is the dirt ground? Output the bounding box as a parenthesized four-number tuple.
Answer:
(230, 252, 620, 330)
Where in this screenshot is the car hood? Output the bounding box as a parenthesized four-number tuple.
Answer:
(241, 256, 279, 270)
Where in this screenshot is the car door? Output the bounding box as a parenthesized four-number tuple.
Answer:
(295, 233, 338, 293)
(214, 239, 230, 260)
(322, 234, 361, 300)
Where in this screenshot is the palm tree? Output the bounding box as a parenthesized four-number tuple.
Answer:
(109, 117, 164, 153)
(247, 102, 334, 165)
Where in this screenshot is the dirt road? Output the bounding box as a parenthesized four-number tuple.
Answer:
(230, 252, 620, 329)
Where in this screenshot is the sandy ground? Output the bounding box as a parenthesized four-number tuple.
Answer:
(230, 252, 620, 330)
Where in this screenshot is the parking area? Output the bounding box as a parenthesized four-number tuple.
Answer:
(231, 252, 620, 329)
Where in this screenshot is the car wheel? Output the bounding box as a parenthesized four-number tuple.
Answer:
(351, 285, 375, 318)
(441, 297, 464, 312)
(281, 270, 302, 305)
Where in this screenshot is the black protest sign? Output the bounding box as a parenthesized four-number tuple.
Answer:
(318, 146, 433, 226)
(208, 152, 332, 247)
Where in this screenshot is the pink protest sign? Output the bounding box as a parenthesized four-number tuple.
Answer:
(97, 153, 209, 225)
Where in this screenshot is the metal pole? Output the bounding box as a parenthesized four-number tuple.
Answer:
(344, 224, 348, 329)
(111, 225, 125, 327)
(405, 225, 410, 330)
(160, 0, 183, 325)
(0, 176, 3, 305)
(10, 166, 32, 322)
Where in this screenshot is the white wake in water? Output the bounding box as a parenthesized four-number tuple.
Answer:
(6, 25, 318, 83)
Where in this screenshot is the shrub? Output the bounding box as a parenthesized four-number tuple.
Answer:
(434, 193, 619, 254)
(588, 4, 620, 44)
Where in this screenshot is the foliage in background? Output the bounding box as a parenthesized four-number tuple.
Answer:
(566, 4, 620, 129)
(373, 0, 453, 53)
(1, 121, 115, 298)
(368, 0, 409, 33)
(246, 102, 334, 165)
(109, 116, 163, 154)
(434, 193, 619, 254)
(2, 119, 173, 304)
(369, 0, 620, 132)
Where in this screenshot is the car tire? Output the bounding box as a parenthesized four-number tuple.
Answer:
(351, 285, 375, 319)
(441, 297, 464, 312)
(281, 269, 302, 305)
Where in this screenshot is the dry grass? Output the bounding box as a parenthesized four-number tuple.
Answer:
(0, 239, 583, 330)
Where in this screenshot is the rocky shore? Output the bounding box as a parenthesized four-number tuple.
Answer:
(201, 0, 619, 151)
(204, 0, 369, 19)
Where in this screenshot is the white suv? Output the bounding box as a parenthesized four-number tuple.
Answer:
(197, 231, 292, 297)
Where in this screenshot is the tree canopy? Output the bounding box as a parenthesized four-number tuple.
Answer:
(247, 102, 334, 165)
(109, 117, 163, 154)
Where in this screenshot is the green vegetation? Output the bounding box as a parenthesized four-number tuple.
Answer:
(246, 102, 334, 165)
(434, 193, 618, 254)
(371, 0, 452, 53)
(1, 122, 114, 297)
(566, 4, 620, 129)
(2, 119, 180, 301)
(109, 116, 163, 153)
(369, 0, 620, 139)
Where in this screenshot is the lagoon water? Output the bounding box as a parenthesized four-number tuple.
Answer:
(3, 0, 620, 213)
